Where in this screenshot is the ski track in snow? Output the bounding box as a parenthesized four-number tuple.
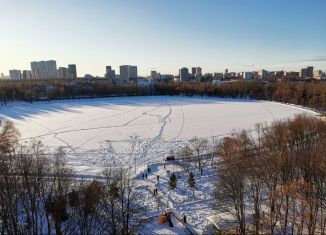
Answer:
(140, 103, 172, 158)
(20, 105, 161, 141)
(171, 106, 185, 141)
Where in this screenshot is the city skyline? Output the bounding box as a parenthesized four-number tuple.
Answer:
(3, 59, 325, 80)
(1, 0, 326, 76)
(4, 60, 325, 81)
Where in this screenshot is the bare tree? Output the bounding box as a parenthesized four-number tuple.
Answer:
(17, 140, 49, 234)
(188, 137, 209, 175)
(95, 168, 144, 235)
(175, 144, 192, 173)
(0, 120, 20, 153)
(214, 135, 248, 235)
(45, 147, 72, 235)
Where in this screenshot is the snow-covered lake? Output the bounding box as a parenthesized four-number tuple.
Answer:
(0, 96, 317, 174)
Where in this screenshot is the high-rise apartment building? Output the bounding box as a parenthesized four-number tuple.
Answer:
(300, 68, 307, 78)
(299, 66, 313, 78)
(306, 66, 314, 78)
(213, 73, 223, 80)
(106, 66, 112, 75)
(191, 67, 196, 76)
(258, 69, 269, 79)
(119, 65, 138, 81)
(68, 64, 77, 78)
(224, 69, 229, 79)
(128, 66, 137, 79)
(243, 72, 253, 80)
(120, 66, 128, 81)
(191, 67, 202, 79)
(31, 60, 57, 79)
(57, 67, 70, 79)
(105, 66, 115, 81)
(151, 70, 160, 80)
(9, 70, 22, 79)
(22, 70, 32, 79)
(314, 70, 322, 79)
(179, 67, 189, 81)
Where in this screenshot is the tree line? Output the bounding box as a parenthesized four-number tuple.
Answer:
(173, 115, 326, 234)
(0, 79, 325, 110)
(213, 115, 326, 234)
(0, 121, 145, 235)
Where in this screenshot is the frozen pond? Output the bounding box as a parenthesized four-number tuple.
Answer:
(0, 96, 317, 174)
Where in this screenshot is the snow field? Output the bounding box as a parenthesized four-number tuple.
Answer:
(0, 96, 319, 234)
(0, 96, 317, 174)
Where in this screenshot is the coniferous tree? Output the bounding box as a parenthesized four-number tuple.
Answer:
(169, 173, 177, 190)
(188, 172, 196, 200)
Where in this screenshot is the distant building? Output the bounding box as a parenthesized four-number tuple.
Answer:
(275, 71, 285, 77)
(258, 69, 268, 79)
(191, 67, 202, 79)
(31, 60, 57, 79)
(9, 70, 22, 79)
(137, 78, 155, 87)
(224, 69, 230, 79)
(300, 68, 307, 78)
(314, 70, 322, 79)
(160, 74, 174, 82)
(202, 73, 213, 81)
(213, 73, 223, 80)
(129, 66, 137, 79)
(22, 70, 32, 79)
(120, 66, 128, 80)
(179, 67, 189, 81)
(284, 71, 299, 78)
(68, 64, 77, 78)
(119, 65, 138, 81)
(191, 67, 196, 75)
(299, 66, 313, 78)
(57, 67, 70, 79)
(306, 66, 314, 78)
(0, 73, 10, 79)
(105, 66, 115, 81)
(151, 70, 159, 80)
(229, 72, 237, 78)
(243, 72, 253, 80)
(115, 79, 128, 85)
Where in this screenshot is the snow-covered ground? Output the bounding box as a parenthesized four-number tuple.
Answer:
(136, 161, 218, 234)
(0, 96, 317, 174)
(0, 96, 319, 234)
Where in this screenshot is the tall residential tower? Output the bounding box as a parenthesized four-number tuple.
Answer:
(9, 70, 22, 79)
(31, 60, 57, 79)
(68, 64, 77, 78)
(119, 65, 138, 81)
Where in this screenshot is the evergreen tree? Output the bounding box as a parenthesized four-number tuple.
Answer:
(169, 173, 177, 190)
(188, 172, 196, 200)
(188, 172, 195, 188)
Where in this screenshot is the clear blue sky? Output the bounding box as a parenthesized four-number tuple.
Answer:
(0, 0, 325, 76)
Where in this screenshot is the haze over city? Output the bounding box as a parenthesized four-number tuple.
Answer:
(1, 0, 326, 76)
